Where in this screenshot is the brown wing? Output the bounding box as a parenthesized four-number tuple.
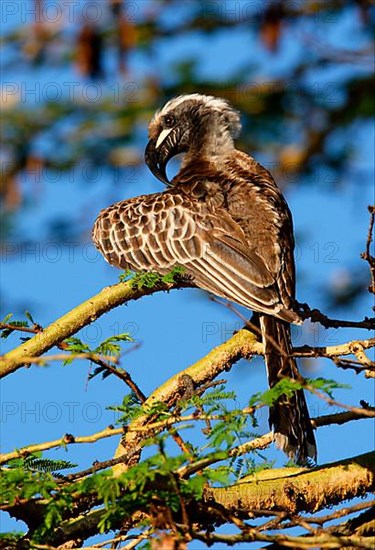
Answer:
(93, 190, 295, 320)
(231, 175, 297, 314)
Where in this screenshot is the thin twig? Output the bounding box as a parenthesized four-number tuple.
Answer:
(300, 499, 375, 526)
(300, 306, 375, 331)
(59, 449, 142, 484)
(305, 383, 375, 418)
(191, 526, 374, 548)
(0, 322, 43, 334)
(2, 405, 368, 471)
(0, 426, 124, 464)
(360, 205, 375, 296)
(311, 409, 373, 428)
(89, 355, 146, 403)
(0, 407, 259, 467)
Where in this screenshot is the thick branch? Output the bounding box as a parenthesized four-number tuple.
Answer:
(32, 451, 375, 547)
(205, 451, 374, 517)
(0, 280, 189, 379)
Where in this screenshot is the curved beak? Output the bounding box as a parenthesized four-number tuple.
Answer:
(144, 139, 170, 185)
(145, 127, 184, 186)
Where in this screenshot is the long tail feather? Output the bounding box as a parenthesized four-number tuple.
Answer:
(260, 315, 317, 465)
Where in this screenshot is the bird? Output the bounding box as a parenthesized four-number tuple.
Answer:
(92, 93, 317, 465)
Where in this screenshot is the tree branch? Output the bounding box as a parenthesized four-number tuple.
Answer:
(300, 499, 375, 526)
(299, 306, 375, 330)
(293, 338, 375, 361)
(2, 274, 373, 382)
(179, 409, 372, 478)
(112, 328, 260, 474)
(304, 383, 375, 418)
(205, 451, 374, 517)
(0, 279, 190, 379)
(27, 451, 375, 547)
(191, 528, 374, 549)
(361, 205, 375, 295)
(0, 322, 43, 335)
(0, 426, 124, 464)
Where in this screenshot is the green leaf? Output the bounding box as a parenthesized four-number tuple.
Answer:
(306, 377, 351, 398)
(127, 266, 186, 291)
(183, 475, 207, 499)
(1, 313, 13, 323)
(107, 393, 142, 424)
(44, 505, 62, 530)
(161, 265, 185, 283)
(94, 333, 133, 357)
(63, 337, 91, 354)
(205, 465, 232, 486)
(25, 310, 35, 324)
(249, 378, 304, 407)
(131, 271, 162, 290)
(23, 456, 77, 474)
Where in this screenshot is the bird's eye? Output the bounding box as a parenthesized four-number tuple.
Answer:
(163, 114, 175, 128)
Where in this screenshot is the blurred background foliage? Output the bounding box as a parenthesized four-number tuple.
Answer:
(0, 0, 374, 311)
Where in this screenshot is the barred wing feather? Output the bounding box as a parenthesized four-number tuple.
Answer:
(93, 192, 292, 319)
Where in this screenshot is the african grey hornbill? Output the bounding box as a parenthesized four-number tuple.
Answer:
(92, 94, 317, 465)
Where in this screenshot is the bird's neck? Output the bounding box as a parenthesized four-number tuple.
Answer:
(182, 123, 235, 167)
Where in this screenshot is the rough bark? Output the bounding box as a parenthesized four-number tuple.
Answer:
(206, 451, 374, 516)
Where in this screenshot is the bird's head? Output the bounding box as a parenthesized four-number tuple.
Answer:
(145, 94, 241, 185)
